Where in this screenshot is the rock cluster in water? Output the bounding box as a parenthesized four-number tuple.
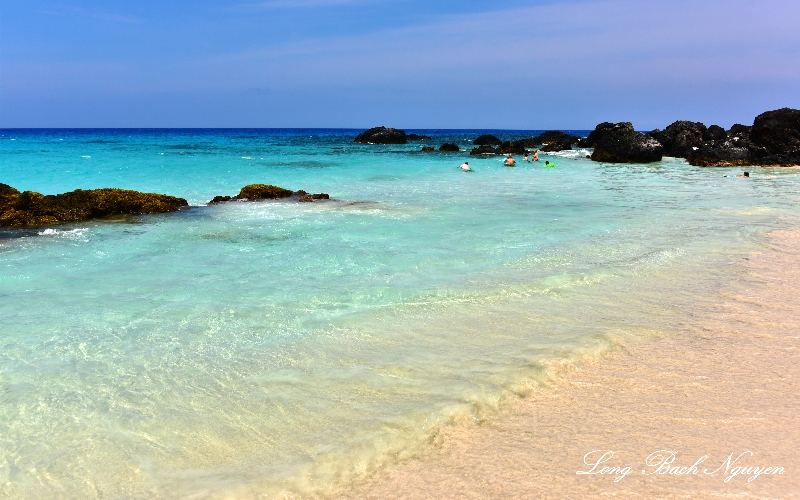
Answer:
(0, 183, 188, 228)
(469, 131, 580, 156)
(585, 122, 664, 163)
(685, 108, 800, 167)
(354, 126, 407, 144)
(208, 184, 329, 204)
(587, 107, 800, 166)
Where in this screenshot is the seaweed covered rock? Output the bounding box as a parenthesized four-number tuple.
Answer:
(0, 183, 188, 228)
(354, 126, 407, 144)
(234, 184, 294, 200)
(589, 122, 663, 163)
(297, 192, 330, 202)
(473, 134, 502, 146)
(208, 185, 329, 204)
(470, 145, 499, 156)
(208, 195, 233, 204)
(439, 143, 460, 152)
(407, 134, 432, 141)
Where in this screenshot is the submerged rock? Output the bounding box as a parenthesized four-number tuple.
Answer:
(354, 126, 407, 144)
(407, 134, 432, 141)
(420, 146, 435, 152)
(589, 122, 664, 163)
(473, 134, 502, 146)
(0, 183, 188, 228)
(439, 143, 460, 152)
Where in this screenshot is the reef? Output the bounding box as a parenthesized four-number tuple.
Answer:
(407, 134, 432, 141)
(0, 184, 188, 228)
(439, 143, 460, 152)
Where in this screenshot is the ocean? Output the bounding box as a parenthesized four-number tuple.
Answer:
(1, 129, 798, 498)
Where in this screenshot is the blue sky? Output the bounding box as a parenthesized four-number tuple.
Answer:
(1, 0, 799, 128)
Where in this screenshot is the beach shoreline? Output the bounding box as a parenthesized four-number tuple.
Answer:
(341, 229, 800, 499)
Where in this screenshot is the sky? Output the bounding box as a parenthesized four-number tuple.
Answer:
(1, 0, 799, 129)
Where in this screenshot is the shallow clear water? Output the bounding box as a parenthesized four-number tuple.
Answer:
(1, 129, 798, 498)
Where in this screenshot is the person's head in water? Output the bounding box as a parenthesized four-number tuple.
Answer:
(545, 161, 550, 165)
(744, 171, 750, 177)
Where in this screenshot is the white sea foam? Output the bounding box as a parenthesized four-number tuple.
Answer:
(544, 148, 593, 159)
(37, 228, 89, 240)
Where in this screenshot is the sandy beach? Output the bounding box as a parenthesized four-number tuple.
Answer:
(343, 229, 800, 499)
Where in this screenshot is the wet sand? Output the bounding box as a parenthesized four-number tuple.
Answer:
(342, 230, 800, 499)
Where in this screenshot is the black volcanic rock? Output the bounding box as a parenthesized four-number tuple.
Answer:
(577, 122, 617, 148)
(705, 125, 727, 141)
(729, 124, 751, 136)
(531, 131, 580, 151)
(473, 134, 502, 146)
(0, 184, 188, 228)
(687, 108, 800, 167)
(589, 122, 663, 163)
(750, 108, 800, 156)
(497, 141, 528, 154)
(407, 134, 432, 141)
(421, 146, 435, 152)
(470, 145, 499, 156)
(439, 143, 460, 152)
(354, 126, 407, 144)
(649, 121, 707, 158)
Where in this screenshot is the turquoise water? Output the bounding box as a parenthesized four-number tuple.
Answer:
(1, 129, 798, 498)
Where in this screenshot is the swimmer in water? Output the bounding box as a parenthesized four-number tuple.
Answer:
(736, 171, 750, 178)
(523, 153, 529, 162)
(532, 150, 539, 162)
(504, 155, 516, 166)
(459, 161, 472, 171)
